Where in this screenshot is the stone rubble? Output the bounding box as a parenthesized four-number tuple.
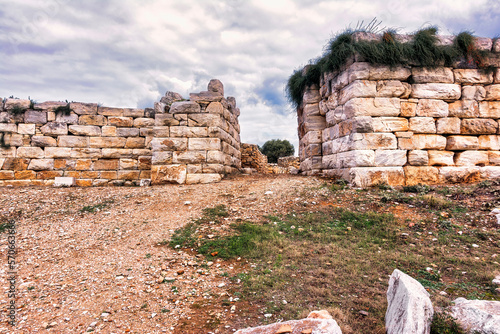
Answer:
(449, 298, 500, 334)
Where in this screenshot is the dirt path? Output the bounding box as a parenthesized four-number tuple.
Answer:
(0, 174, 325, 334)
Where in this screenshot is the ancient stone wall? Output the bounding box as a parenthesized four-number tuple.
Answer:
(298, 35, 500, 186)
(0, 80, 241, 186)
(240, 143, 268, 173)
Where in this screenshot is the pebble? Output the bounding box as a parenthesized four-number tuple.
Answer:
(472, 244, 479, 248)
(264, 313, 272, 318)
(218, 283, 226, 288)
(439, 291, 448, 296)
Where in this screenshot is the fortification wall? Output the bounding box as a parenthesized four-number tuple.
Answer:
(0, 79, 241, 186)
(298, 35, 500, 186)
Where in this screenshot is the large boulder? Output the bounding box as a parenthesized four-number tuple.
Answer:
(235, 310, 342, 334)
(449, 298, 500, 334)
(385, 269, 434, 334)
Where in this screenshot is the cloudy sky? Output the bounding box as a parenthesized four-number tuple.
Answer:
(1, 0, 499, 150)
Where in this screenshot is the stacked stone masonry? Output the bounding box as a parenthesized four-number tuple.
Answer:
(240, 143, 268, 173)
(298, 35, 500, 186)
(0, 80, 241, 186)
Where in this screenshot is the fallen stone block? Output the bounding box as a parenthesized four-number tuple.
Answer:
(449, 298, 500, 334)
(53, 177, 76, 187)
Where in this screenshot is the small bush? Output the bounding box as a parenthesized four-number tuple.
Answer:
(403, 184, 431, 194)
(54, 103, 72, 116)
(10, 104, 27, 115)
(430, 312, 466, 334)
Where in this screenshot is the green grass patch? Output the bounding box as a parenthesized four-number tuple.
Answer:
(79, 200, 114, 213)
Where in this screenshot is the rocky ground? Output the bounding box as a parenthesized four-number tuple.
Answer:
(0, 174, 499, 334)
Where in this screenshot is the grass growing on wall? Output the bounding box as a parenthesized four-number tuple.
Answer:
(286, 26, 493, 109)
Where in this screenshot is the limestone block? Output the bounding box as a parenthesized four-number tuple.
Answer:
(428, 150, 454, 166)
(152, 126, 170, 138)
(69, 125, 101, 137)
(117, 170, 140, 180)
(170, 101, 201, 114)
(474, 37, 493, 51)
(101, 126, 117, 137)
(408, 150, 429, 166)
(349, 62, 411, 81)
(44, 147, 71, 158)
(1, 133, 23, 146)
(449, 298, 500, 334)
(303, 116, 327, 132)
(47, 111, 55, 121)
(154, 102, 167, 114)
(349, 167, 405, 187)
(18, 124, 35, 135)
(97, 107, 124, 116)
(185, 173, 222, 184)
(33, 101, 66, 112)
(344, 98, 400, 117)
(125, 137, 145, 149)
(151, 164, 187, 184)
(116, 127, 139, 137)
(102, 149, 133, 159)
(462, 86, 486, 100)
(78, 115, 107, 126)
(93, 159, 118, 170)
(303, 88, 321, 104)
(40, 122, 68, 136)
(485, 84, 500, 100)
(207, 151, 225, 164)
(411, 83, 461, 100)
(376, 80, 411, 98)
(75, 159, 93, 170)
(151, 151, 173, 165)
(32, 136, 57, 147)
(339, 80, 377, 104)
(490, 151, 500, 165)
(189, 92, 223, 103)
(173, 151, 207, 164)
(0, 112, 9, 123)
(188, 113, 223, 128)
(325, 107, 342, 126)
(155, 114, 180, 127)
(305, 144, 322, 157)
(187, 138, 220, 151)
(0, 147, 17, 158)
(400, 101, 417, 117)
(412, 134, 447, 150)
(133, 118, 155, 127)
(89, 137, 126, 148)
(350, 133, 397, 150)
(461, 118, 498, 134)
(479, 135, 500, 150)
(0, 124, 17, 133)
(206, 101, 224, 115)
(412, 67, 454, 83)
(17, 147, 44, 158)
(449, 100, 480, 118)
(4, 98, 30, 111)
(496, 68, 500, 83)
(123, 108, 144, 117)
(202, 164, 225, 174)
(410, 117, 436, 134)
(140, 128, 154, 137)
(375, 150, 407, 167)
(108, 117, 133, 127)
(304, 130, 322, 144)
(446, 136, 479, 150)
(405, 166, 439, 185)
(151, 138, 187, 151)
(481, 166, 500, 179)
(373, 117, 408, 132)
(453, 69, 494, 84)
(170, 126, 208, 138)
(395, 131, 413, 138)
(322, 154, 337, 169)
(25, 110, 47, 124)
(28, 159, 54, 170)
(416, 99, 449, 117)
(53, 177, 76, 187)
(14, 170, 37, 180)
(70, 102, 97, 115)
(0, 171, 14, 180)
(70, 148, 102, 159)
(2, 158, 29, 170)
(57, 136, 89, 148)
(303, 103, 321, 117)
(454, 151, 489, 166)
(132, 149, 151, 158)
(479, 101, 500, 118)
(436, 118, 461, 134)
(55, 112, 78, 124)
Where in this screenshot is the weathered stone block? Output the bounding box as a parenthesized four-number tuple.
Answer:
(173, 151, 207, 164)
(2, 158, 29, 170)
(207, 151, 225, 164)
(185, 173, 222, 184)
(0, 124, 17, 133)
(350, 133, 397, 150)
(408, 150, 429, 166)
(489, 151, 500, 165)
(93, 159, 118, 170)
(462, 86, 486, 100)
(101, 126, 116, 137)
(303, 115, 327, 132)
(479, 101, 500, 118)
(151, 138, 187, 151)
(461, 118, 498, 134)
(151, 164, 187, 184)
(123, 108, 144, 117)
(446, 136, 479, 150)
(58, 136, 89, 148)
(339, 80, 377, 104)
(303, 88, 321, 104)
(32, 136, 57, 147)
(79, 115, 107, 126)
(100, 171, 117, 179)
(170, 126, 208, 138)
(33, 101, 66, 112)
(108, 117, 133, 127)
(454, 151, 489, 166)
(205, 101, 224, 115)
(70, 102, 97, 115)
(372, 117, 409, 132)
(14, 170, 37, 180)
(97, 107, 123, 116)
(70, 148, 102, 159)
(305, 144, 322, 157)
(89, 137, 126, 148)
(304, 130, 323, 144)
(428, 150, 454, 166)
(55, 112, 79, 124)
(412, 67, 454, 83)
(24, 110, 47, 124)
(479, 135, 500, 150)
(40, 122, 68, 136)
(133, 118, 155, 127)
(485, 84, 500, 100)
(375, 150, 407, 167)
(18, 124, 35, 135)
(188, 113, 223, 128)
(69, 125, 101, 136)
(1, 133, 22, 146)
(344, 98, 400, 117)
(151, 151, 173, 165)
(376, 80, 411, 98)
(125, 137, 145, 148)
(189, 91, 223, 103)
(138, 156, 151, 170)
(412, 135, 447, 150)
(75, 159, 92, 170)
(436, 118, 461, 134)
(448, 100, 480, 118)
(118, 170, 140, 180)
(400, 101, 417, 117)
(101, 149, 133, 158)
(4, 98, 30, 111)
(405, 166, 439, 185)
(303, 103, 321, 117)
(0, 171, 14, 180)
(116, 127, 139, 137)
(45, 147, 71, 158)
(17, 147, 44, 158)
(416, 99, 449, 117)
(349, 167, 405, 187)
(36, 171, 63, 179)
(155, 114, 180, 126)
(453, 69, 494, 84)
(28, 159, 54, 170)
(481, 166, 500, 179)
(349, 63, 411, 81)
(411, 83, 461, 100)
(410, 117, 436, 134)
(0, 147, 17, 158)
(170, 101, 201, 114)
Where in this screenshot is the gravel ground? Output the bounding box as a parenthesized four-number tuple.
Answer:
(0, 174, 324, 334)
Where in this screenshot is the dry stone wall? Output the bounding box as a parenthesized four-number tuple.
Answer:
(240, 143, 268, 173)
(298, 35, 500, 187)
(0, 80, 241, 186)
